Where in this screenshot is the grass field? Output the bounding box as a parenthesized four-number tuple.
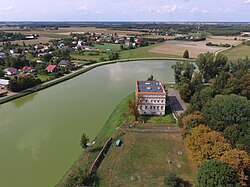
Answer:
(98, 132, 193, 187)
(220, 44, 250, 61)
(120, 43, 181, 59)
(94, 43, 121, 51)
(70, 51, 108, 62)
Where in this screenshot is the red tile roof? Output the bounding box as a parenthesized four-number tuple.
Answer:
(45, 65, 57, 71)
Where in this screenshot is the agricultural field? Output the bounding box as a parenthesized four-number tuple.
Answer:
(97, 132, 193, 187)
(120, 43, 181, 59)
(221, 44, 250, 61)
(149, 36, 242, 58)
(0, 26, 144, 45)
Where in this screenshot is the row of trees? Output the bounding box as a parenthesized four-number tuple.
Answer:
(8, 75, 42, 92)
(176, 52, 250, 186)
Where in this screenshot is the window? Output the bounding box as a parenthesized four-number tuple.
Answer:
(145, 106, 147, 109)
(150, 106, 152, 109)
(161, 106, 164, 110)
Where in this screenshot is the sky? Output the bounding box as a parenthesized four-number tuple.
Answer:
(0, 0, 250, 22)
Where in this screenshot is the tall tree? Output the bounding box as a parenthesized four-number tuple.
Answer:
(202, 94, 250, 131)
(80, 133, 89, 149)
(196, 160, 239, 187)
(185, 125, 232, 167)
(183, 50, 189, 59)
(220, 149, 250, 187)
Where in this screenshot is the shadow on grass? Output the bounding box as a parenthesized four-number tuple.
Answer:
(140, 108, 174, 123)
(90, 146, 103, 153)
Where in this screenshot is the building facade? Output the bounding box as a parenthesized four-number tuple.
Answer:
(136, 80, 167, 116)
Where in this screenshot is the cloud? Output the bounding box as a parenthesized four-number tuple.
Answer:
(0, 6, 14, 11)
(144, 4, 178, 14)
(78, 5, 88, 14)
(190, 7, 208, 14)
(244, 0, 250, 4)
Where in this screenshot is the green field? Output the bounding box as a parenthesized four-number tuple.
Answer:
(94, 43, 121, 51)
(221, 44, 250, 61)
(120, 43, 181, 59)
(70, 51, 108, 62)
(37, 74, 55, 82)
(98, 132, 193, 186)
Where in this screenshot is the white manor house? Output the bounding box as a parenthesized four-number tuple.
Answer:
(136, 80, 167, 116)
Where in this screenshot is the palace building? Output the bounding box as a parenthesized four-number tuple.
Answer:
(136, 80, 167, 116)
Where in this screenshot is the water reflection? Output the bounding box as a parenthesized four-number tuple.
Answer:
(11, 92, 38, 109)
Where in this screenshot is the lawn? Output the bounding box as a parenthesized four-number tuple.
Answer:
(220, 44, 250, 62)
(97, 132, 193, 187)
(70, 51, 108, 62)
(141, 108, 176, 124)
(37, 74, 55, 82)
(94, 43, 121, 51)
(120, 43, 181, 59)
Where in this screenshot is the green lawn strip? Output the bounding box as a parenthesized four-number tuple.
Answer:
(94, 43, 121, 51)
(40, 33, 71, 39)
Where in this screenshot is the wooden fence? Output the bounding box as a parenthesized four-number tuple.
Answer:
(90, 137, 113, 174)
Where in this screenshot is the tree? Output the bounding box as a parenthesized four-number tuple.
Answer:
(196, 160, 239, 187)
(164, 173, 186, 187)
(185, 125, 232, 167)
(202, 94, 250, 131)
(181, 112, 204, 137)
(196, 52, 214, 82)
(183, 50, 189, 59)
(0, 68, 4, 77)
(80, 133, 89, 149)
(223, 124, 241, 147)
(108, 52, 119, 60)
(179, 82, 194, 103)
(220, 149, 250, 187)
(190, 87, 215, 111)
(147, 75, 154, 81)
(128, 97, 141, 121)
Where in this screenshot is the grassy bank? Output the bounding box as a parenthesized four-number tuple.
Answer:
(56, 93, 134, 187)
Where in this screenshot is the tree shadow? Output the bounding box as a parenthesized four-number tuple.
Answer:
(168, 96, 184, 111)
(90, 146, 103, 153)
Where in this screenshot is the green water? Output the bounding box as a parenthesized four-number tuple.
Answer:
(0, 60, 176, 187)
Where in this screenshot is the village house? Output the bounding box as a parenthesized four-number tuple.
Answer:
(4, 68, 18, 76)
(45, 65, 57, 73)
(58, 60, 71, 68)
(136, 80, 167, 116)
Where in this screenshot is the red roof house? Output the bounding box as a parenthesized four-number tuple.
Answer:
(45, 65, 57, 73)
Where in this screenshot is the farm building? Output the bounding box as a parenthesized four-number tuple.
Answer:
(136, 80, 167, 116)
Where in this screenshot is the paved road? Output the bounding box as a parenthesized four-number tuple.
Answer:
(167, 88, 188, 116)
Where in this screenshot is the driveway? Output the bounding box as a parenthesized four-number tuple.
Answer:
(167, 88, 188, 116)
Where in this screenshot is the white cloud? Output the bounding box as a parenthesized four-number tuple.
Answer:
(78, 5, 88, 14)
(0, 6, 14, 11)
(244, 0, 250, 4)
(146, 4, 178, 14)
(190, 7, 208, 14)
